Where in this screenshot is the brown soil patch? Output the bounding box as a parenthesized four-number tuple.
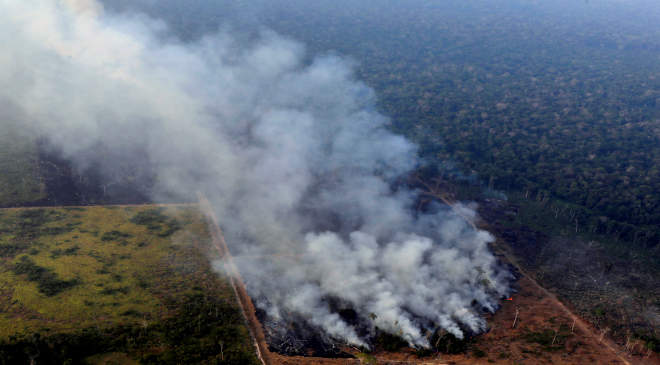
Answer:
(268, 274, 659, 364)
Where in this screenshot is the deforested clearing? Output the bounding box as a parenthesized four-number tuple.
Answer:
(0, 205, 258, 364)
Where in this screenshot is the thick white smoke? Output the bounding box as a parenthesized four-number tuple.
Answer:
(0, 0, 510, 348)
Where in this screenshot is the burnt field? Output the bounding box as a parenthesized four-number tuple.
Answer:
(255, 254, 651, 364)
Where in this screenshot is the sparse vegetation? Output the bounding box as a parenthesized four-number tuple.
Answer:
(523, 328, 572, 352)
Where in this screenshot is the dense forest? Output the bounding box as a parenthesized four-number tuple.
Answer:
(259, 0, 660, 248)
(107, 0, 660, 249)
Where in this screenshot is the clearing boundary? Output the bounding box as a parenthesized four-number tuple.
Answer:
(418, 179, 635, 365)
(197, 193, 273, 365)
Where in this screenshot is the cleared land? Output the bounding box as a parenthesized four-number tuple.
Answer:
(270, 275, 654, 365)
(0, 205, 258, 364)
(256, 182, 659, 364)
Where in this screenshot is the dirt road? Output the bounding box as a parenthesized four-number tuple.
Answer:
(197, 193, 273, 365)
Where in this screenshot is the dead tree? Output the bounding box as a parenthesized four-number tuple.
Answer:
(512, 307, 520, 328)
(552, 205, 561, 219)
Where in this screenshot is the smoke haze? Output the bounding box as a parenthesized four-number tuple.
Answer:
(1, 0, 510, 347)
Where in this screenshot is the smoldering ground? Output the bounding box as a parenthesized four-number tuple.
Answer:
(0, 0, 511, 348)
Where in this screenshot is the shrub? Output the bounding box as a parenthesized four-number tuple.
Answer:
(50, 246, 80, 259)
(130, 209, 181, 237)
(130, 209, 169, 229)
(0, 243, 27, 258)
(12, 256, 79, 296)
(100, 287, 130, 295)
(101, 230, 133, 242)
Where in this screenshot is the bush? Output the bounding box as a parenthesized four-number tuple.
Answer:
(12, 256, 79, 296)
(0, 243, 27, 258)
(50, 246, 80, 259)
(130, 209, 169, 229)
(100, 287, 130, 295)
(101, 230, 132, 242)
(130, 209, 181, 237)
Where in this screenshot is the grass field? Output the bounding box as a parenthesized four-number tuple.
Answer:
(0, 123, 45, 206)
(0, 205, 258, 364)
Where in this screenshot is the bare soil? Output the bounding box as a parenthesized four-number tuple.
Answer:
(265, 273, 658, 364)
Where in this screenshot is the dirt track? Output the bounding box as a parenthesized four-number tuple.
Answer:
(493, 242, 633, 365)
(197, 193, 273, 365)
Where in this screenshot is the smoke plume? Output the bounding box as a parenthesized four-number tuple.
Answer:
(0, 0, 510, 348)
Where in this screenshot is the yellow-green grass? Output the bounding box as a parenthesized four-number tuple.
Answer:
(2, 206, 182, 335)
(0, 205, 258, 364)
(0, 122, 45, 206)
